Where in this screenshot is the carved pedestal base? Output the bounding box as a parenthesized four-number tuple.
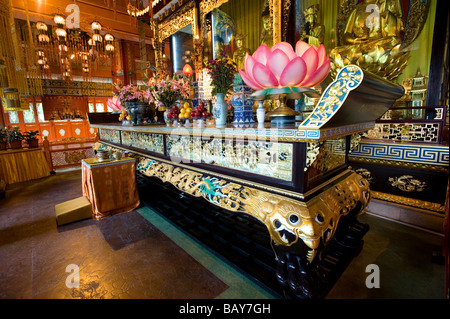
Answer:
(275, 214, 369, 299)
(101, 144, 371, 299)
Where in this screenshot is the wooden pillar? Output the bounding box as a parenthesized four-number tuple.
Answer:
(426, 0, 449, 106)
(444, 180, 449, 298)
(120, 39, 129, 85)
(42, 136, 54, 173)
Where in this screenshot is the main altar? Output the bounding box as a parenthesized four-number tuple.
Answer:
(91, 0, 446, 298)
(90, 62, 405, 298)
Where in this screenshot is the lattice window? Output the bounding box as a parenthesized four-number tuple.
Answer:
(23, 103, 35, 123)
(36, 103, 46, 122)
(8, 111, 19, 124)
(95, 103, 104, 112)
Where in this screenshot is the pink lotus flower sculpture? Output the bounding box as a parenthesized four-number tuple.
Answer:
(107, 96, 125, 112)
(238, 40, 330, 97)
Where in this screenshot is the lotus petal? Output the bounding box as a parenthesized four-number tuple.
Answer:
(267, 49, 290, 79)
(252, 62, 279, 88)
(300, 60, 331, 87)
(239, 68, 263, 90)
(244, 54, 258, 81)
(253, 44, 271, 65)
(271, 42, 297, 60)
(279, 56, 307, 87)
(302, 47, 319, 75)
(295, 41, 311, 57)
(317, 44, 327, 66)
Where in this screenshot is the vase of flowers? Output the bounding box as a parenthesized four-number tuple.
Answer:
(147, 75, 190, 125)
(205, 52, 237, 127)
(113, 84, 153, 125)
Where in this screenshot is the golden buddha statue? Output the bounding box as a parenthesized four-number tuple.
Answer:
(233, 34, 251, 70)
(301, 4, 325, 47)
(260, 7, 273, 48)
(330, 0, 409, 82)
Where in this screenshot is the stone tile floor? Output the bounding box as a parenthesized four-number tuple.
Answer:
(0, 169, 446, 299)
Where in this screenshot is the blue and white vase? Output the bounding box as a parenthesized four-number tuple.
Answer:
(213, 93, 227, 127)
(232, 74, 255, 125)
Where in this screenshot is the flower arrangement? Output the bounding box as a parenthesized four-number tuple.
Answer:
(147, 74, 190, 111)
(205, 52, 238, 96)
(112, 83, 150, 104)
(107, 96, 125, 112)
(238, 40, 331, 96)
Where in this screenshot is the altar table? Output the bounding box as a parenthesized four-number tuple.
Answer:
(0, 148, 50, 185)
(81, 157, 140, 220)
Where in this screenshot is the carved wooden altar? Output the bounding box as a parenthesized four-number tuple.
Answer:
(89, 65, 404, 298)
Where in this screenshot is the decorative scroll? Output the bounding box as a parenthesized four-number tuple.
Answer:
(299, 65, 363, 129)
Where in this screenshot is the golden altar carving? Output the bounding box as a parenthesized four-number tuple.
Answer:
(330, 0, 431, 82)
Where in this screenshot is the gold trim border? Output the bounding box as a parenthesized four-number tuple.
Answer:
(371, 190, 446, 213)
(349, 156, 449, 173)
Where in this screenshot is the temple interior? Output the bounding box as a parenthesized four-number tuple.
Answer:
(0, 0, 448, 303)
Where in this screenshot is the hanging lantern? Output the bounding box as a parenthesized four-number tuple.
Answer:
(36, 21, 48, 31)
(105, 33, 114, 53)
(104, 33, 114, 42)
(38, 33, 50, 43)
(53, 14, 66, 26)
(58, 44, 68, 52)
(91, 21, 102, 43)
(55, 27, 67, 39)
(183, 64, 193, 75)
(36, 22, 50, 43)
(91, 21, 102, 32)
(92, 33, 102, 43)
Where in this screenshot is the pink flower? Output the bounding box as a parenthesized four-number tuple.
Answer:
(238, 40, 330, 90)
(107, 96, 124, 111)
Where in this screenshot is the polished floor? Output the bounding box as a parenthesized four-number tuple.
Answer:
(0, 168, 446, 299)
